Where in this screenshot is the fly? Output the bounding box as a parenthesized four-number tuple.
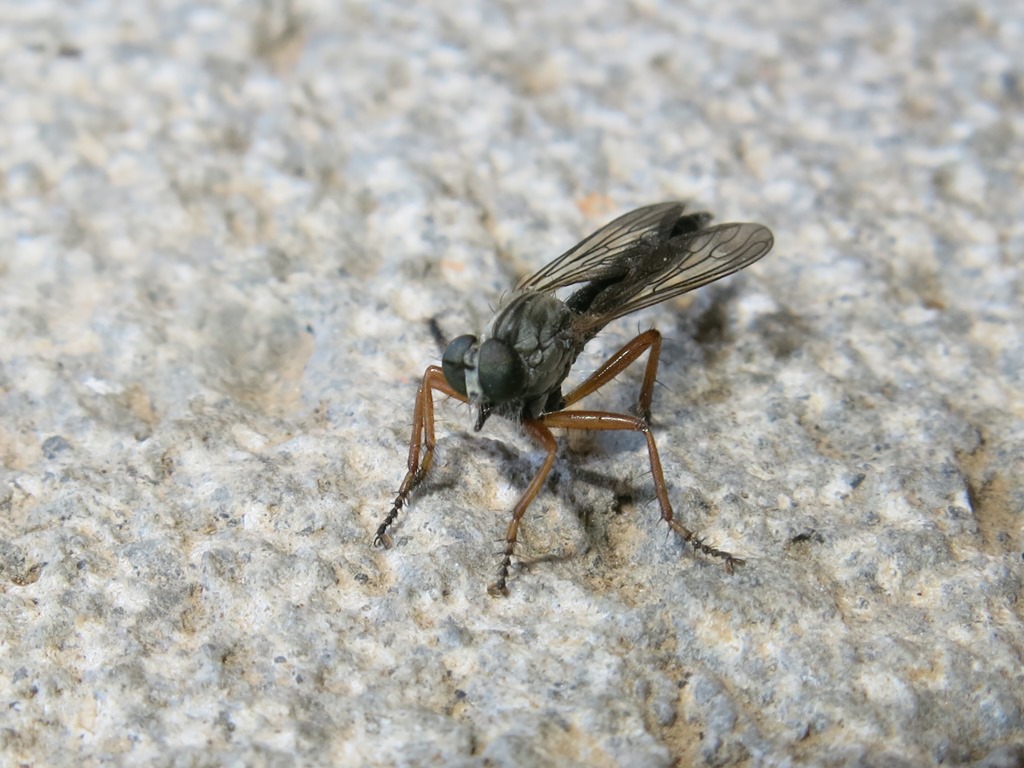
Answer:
(375, 202, 774, 595)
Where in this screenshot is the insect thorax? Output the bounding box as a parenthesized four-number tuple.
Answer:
(485, 292, 576, 418)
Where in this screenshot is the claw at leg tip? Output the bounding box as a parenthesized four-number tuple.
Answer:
(487, 582, 509, 597)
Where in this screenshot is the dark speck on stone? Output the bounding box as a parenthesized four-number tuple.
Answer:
(42, 435, 71, 459)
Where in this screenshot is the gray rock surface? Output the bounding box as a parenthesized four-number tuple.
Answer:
(1, 1, 1021, 765)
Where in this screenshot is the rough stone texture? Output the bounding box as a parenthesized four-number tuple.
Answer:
(1, 1, 1022, 766)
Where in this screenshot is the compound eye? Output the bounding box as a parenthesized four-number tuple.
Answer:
(478, 339, 526, 403)
(441, 335, 477, 397)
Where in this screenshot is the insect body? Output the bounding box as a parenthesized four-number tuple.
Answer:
(375, 202, 774, 595)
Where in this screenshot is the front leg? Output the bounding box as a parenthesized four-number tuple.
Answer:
(374, 365, 466, 547)
(488, 419, 560, 597)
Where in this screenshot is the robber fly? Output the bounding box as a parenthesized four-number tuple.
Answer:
(375, 202, 774, 595)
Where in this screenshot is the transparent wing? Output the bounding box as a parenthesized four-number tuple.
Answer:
(516, 202, 686, 292)
(575, 221, 774, 334)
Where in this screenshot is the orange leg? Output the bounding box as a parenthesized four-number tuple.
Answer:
(374, 365, 467, 548)
(489, 331, 740, 595)
(379, 333, 740, 595)
(563, 328, 662, 420)
(541, 409, 743, 572)
(488, 419, 559, 597)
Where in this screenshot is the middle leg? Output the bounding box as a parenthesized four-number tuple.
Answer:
(540, 409, 743, 572)
(563, 328, 662, 420)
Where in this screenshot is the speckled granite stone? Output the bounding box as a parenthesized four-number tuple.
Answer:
(1, 1, 1021, 766)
